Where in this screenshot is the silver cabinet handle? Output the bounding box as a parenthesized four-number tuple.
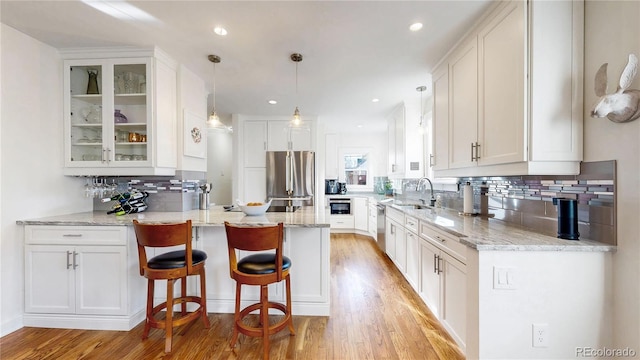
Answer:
(429, 154, 435, 167)
(433, 254, 438, 274)
(73, 251, 79, 270)
(470, 142, 475, 161)
(102, 148, 107, 163)
(437, 255, 443, 274)
(106, 147, 111, 163)
(62, 234, 82, 237)
(475, 142, 481, 161)
(66, 251, 73, 269)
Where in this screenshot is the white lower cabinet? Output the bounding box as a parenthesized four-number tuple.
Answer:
(199, 226, 330, 316)
(24, 225, 145, 330)
(354, 197, 368, 232)
(330, 215, 355, 230)
(368, 201, 377, 238)
(405, 230, 420, 289)
(419, 221, 467, 351)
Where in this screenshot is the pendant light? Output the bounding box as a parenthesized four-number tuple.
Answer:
(291, 53, 303, 126)
(416, 85, 427, 134)
(207, 54, 223, 128)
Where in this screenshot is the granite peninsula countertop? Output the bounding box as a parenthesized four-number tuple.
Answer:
(387, 202, 615, 252)
(17, 206, 330, 228)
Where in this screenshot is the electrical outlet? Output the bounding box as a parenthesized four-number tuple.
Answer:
(532, 323, 549, 347)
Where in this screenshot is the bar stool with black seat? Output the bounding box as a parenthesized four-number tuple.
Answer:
(224, 221, 295, 360)
(132, 219, 210, 353)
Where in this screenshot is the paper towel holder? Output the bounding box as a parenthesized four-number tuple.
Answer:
(459, 181, 479, 216)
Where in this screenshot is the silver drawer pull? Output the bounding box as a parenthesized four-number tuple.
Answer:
(73, 251, 79, 269)
(66, 251, 72, 269)
(62, 234, 83, 237)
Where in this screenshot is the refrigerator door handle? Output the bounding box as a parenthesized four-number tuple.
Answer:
(286, 151, 293, 195)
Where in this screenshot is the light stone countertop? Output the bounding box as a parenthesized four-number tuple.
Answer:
(388, 203, 616, 252)
(17, 206, 330, 228)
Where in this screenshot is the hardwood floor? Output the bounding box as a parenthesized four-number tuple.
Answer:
(1, 233, 464, 360)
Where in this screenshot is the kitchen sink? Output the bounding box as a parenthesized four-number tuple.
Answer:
(395, 204, 433, 210)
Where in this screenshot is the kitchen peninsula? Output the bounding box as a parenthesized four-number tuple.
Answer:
(18, 206, 330, 331)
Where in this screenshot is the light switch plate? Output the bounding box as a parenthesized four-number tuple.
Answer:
(493, 266, 516, 290)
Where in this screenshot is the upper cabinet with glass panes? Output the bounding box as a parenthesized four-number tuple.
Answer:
(61, 48, 178, 176)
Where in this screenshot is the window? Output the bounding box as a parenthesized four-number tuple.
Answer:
(339, 147, 372, 190)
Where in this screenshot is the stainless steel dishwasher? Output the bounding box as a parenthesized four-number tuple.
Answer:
(376, 203, 386, 251)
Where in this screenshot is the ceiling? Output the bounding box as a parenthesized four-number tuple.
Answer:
(1, 0, 493, 132)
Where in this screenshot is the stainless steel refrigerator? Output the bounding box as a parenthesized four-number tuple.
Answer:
(266, 151, 315, 211)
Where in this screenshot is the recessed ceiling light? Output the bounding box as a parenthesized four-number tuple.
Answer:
(213, 26, 228, 36)
(372, 98, 380, 103)
(409, 23, 423, 31)
(268, 100, 277, 105)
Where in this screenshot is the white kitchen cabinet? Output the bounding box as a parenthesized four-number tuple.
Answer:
(405, 227, 420, 290)
(387, 104, 405, 175)
(477, 0, 526, 166)
(433, 0, 583, 177)
(367, 200, 377, 238)
(268, 120, 312, 151)
(243, 120, 268, 167)
(199, 226, 330, 315)
(385, 207, 405, 270)
(62, 48, 177, 176)
(448, 37, 478, 170)
(330, 215, 355, 230)
(23, 226, 144, 330)
(419, 238, 441, 315)
(353, 197, 368, 232)
(387, 103, 424, 179)
(234, 116, 315, 204)
(431, 65, 449, 170)
(418, 221, 467, 350)
(325, 133, 339, 179)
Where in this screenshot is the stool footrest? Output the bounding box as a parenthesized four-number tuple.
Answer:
(147, 296, 206, 330)
(236, 301, 293, 338)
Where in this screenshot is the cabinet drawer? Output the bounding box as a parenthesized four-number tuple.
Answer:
(330, 216, 355, 229)
(419, 221, 466, 263)
(404, 215, 419, 234)
(25, 226, 127, 246)
(386, 206, 404, 223)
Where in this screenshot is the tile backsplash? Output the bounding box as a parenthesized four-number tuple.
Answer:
(93, 170, 206, 212)
(402, 161, 616, 245)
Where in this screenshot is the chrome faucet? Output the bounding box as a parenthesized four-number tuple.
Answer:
(416, 177, 436, 207)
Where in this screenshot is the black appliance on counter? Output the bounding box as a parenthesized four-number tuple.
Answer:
(325, 179, 339, 194)
(553, 197, 579, 240)
(338, 182, 347, 195)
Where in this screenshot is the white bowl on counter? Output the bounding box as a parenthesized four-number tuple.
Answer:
(237, 199, 272, 216)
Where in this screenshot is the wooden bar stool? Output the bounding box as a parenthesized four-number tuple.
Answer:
(224, 221, 295, 360)
(132, 219, 210, 353)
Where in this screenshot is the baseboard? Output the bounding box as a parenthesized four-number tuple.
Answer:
(23, 311, 145, 331)
(1, 314, 24, 337)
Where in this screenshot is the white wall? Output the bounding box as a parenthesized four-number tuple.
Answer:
(329, 131, 388, 184)
(584, 1, 640, 354)
(177, 64, 207, 172)
(0, 24, 91, 336)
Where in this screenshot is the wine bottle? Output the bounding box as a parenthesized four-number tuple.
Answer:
(101, 192, 130, 203)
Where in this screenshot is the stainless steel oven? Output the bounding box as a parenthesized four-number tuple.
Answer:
(328, 198, 351, 214)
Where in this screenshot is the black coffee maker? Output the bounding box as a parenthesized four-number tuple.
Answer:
(553, 198, 579, 240)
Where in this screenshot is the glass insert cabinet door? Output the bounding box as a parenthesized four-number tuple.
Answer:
(65, 58, 150, 167)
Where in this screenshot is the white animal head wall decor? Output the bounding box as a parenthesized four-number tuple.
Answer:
(591, 54, 640, 123)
